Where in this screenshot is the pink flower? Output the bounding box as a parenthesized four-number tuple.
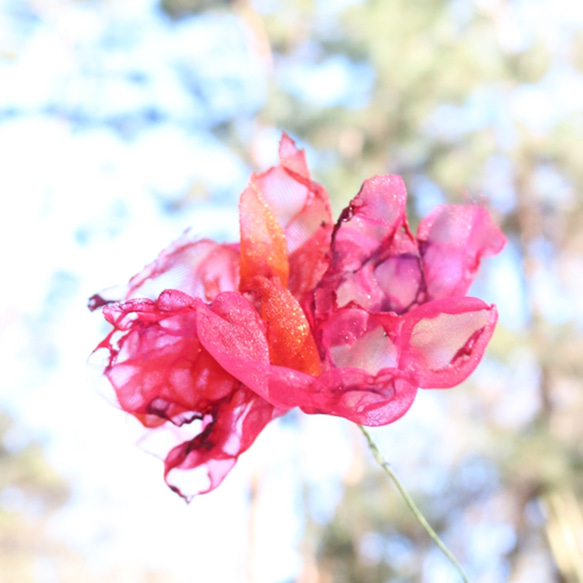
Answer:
(90, 134, 505, 499)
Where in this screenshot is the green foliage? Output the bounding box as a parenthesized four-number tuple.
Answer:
(160, 0, 233, 19)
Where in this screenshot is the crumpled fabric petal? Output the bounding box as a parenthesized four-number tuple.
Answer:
(90, 133, 506, 499)
(248, 133, 333, 300)
(88, 235, 240, 309)
(94, 289, 283, 500)
(417, 204, 507, 300)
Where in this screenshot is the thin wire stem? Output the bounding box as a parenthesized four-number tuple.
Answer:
(358, 424, 470, 583)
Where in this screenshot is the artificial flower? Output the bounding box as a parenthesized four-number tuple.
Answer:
(90, 134, 505, 499)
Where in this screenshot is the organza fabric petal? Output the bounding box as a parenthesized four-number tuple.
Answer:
(88, 234, 239, 309)
(94, 289, 280, 499)
(249, 134, 334, 300)
(417, 204, 507, 300)
(398, 297, 498, 388)
(163, 387, 278, 500)
(313, 175, 422, 317)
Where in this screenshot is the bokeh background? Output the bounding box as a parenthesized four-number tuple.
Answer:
(2, 0, 583, 581)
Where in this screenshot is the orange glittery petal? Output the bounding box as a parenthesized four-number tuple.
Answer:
(251, 276, 321, 377)
(239, 187, 289, 291)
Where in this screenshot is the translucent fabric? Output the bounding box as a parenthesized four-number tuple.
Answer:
(90, 134, 505, 499)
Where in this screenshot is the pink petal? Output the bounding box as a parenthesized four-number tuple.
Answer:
(305, 306, 417, 425)
(304, 368, 418, 426)
(278, 132, 310, 179)
(94, 289, 278, 499)
(287, 199, 333, 299)
(313, 175, 421, 315)
(373, 254, 423, 313)
(99, 290, 212, 426)
(249, 134, 333, 299)
(417, 205, 507, 300)
(332, 175, 411, 263)
(88, 235, 239, 309)
(196, 291, 271, 365)
(164, 389, 281, 500)
(320, 308, 401, 374)
(399, 297, 498, 388)
(195, 292, 271, 394)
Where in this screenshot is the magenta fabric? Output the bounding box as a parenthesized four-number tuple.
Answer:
(91, 134, 506, 499)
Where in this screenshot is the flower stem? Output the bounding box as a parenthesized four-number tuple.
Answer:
(357, 425, 470, 583)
